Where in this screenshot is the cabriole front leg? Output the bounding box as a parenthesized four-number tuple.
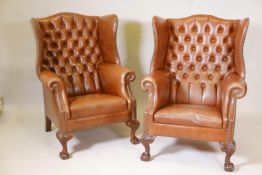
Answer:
(219, 140, 236, 172)
(140, 133, 155, 161)
(126, 119, 140, 144)
(56, 131, 73, 160)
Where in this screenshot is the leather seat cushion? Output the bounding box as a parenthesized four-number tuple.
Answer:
(69, 93, 127, 119)
(154, 104, 222, 128)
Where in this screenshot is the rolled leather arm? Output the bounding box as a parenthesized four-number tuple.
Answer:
(221, 73, 247, 122)
(39, 70, 65, 91)
(98, 63, 136, 101)
(141, 70, 171, 115)
(39, 70, 70, 119)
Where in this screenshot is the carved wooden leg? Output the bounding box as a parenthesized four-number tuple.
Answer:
(140, 133, 155, 161)
(45, 116, 52, 132)
(125, 119, 140, 144)
(219, 140, 236, 172)
(56, 131, 73, 160)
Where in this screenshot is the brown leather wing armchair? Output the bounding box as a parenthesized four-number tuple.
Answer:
(32, 12, 140, 160)
(140, 15, 249, 172)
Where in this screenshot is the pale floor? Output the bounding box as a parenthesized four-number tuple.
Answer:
(0, 106, 262, 175)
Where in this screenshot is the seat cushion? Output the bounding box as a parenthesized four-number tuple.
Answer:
(69, 94, 127, 119)
(154, 104, 222, 128)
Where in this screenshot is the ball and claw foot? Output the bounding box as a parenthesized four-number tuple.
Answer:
(140, 134, 155, 162)
(60, 151, 70, 160)
(56, 131, 73, 160)
(130, 136, 140, 145)
(219, 140, 236, 172)
(224, 162, 234, 172)
(140, 152, 151, 161)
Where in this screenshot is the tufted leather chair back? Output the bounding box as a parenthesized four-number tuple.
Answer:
(163, 15, 242, 107)
(33, 13, 105, 97)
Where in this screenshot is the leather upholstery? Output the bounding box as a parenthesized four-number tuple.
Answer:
(154, 104, 222, 128)
(32, 13, 139, 159)
(141, 14, 249, 143)
(166, 16, 239, 106)
(140, 15, 249, 171)
(69, 94, 127, 119)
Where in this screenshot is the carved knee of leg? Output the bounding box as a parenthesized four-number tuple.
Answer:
(219, 141, 236, 172)
(140, 134, 155, 161)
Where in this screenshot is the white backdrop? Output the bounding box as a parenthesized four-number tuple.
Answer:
(1, 1, 262, 175)
(0, 0, 261, 115)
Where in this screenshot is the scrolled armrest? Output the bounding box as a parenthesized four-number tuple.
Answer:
(39, 70, 70, 120)
(39, 70, 65, 91)
(98, 63, 135, 101)
(221, 73, 247, 100)
(221, 73, 247, 124)
(141, 70, 171, 115)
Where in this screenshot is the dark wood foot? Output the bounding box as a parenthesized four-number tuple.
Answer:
(45, 116, 52, 132)
(56, 131, 73, 160)
(219, 140, 236, 172)
(140, 134, 155, 161)
(126, 119, 140, 144)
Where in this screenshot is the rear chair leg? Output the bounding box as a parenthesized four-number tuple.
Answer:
(219, 140, 236, 172)
(140, 133, 155, 161)
(126, 119, 140, 144)
(45, 116, 52, 132)
(56, 131, 73, 160)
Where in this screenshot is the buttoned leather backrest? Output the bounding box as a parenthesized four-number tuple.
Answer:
(34, 13, 104, 97)
(165, 15, 240, 106)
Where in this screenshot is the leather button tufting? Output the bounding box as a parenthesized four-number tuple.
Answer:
(197, 35, 203, 43)
(222, 56, 228, 62)
(179, 25, 185, 33)
(209, 55, 215, 62)
(195, 74, 200, 79)
(215, 65, 220, 71)
(210, 36, 216, 44)
(183, 54, 190, 61)
(189, 64, 195, 70)
(203, 46, 209, 52)
(191, 45, 196, 52)
(208, 74, 213, 80)
(216, 46, 222, 53)
(44, 32, 51, 39)
(177, 64, 183, 70)
(217, 26, 224, 33)
(191, 25, 198, 33)
(202, 65, 208, 71)
(196, 55, 202, 61)
(178, 44, 184, 51)
(184, 35, 191, 42)
(204, 24, 210, 33)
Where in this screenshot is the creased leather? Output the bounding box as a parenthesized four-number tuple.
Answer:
(69, 93, 127, 119)
(154, 104, 222, 128)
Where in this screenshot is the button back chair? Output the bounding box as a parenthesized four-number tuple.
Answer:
(140, 15, 249, 172)
(32, 12, 140, 159)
